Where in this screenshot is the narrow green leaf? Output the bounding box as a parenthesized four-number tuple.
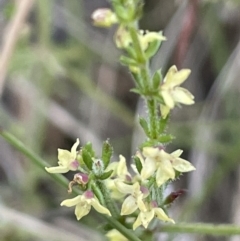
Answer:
(82, 149, 93, 170)
(145, 39, 162, 59)
(126, 46, 137, 59)
(139, 117, 149, 137)
(98, 170, 114, 180)
(134, 156, 142, 174)
(158, 134, 175, 144)
(131, 72, 143, 89)
(101, 140, 113, 169)
(120, 55, 139, 67)
(159, 115, 169, 133)
(130, 88, 142, 95)
(84, 142, 95, 157)
(152, 69, 162, 90)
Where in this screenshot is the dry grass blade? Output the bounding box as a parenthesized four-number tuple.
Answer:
(0, 0, 35, 96)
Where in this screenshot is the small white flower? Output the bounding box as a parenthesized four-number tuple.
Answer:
(160, 65, 195, 118)
(45, 139, 80, 173)
(115, 181, 149, 215)
(141, 147, 195, 187)
(61, 190, 111, 220)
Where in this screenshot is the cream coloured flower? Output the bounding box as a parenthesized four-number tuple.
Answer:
(60, 190, 111, 220)
(141, 147, 195, 187)
(105, 155, 132, 199)
(106, 229, 129, 241)
(138, 30, 166, 51)
(91, 8, 118, 27)
(133, 201, 174, 230)
(106, 155, 131, 180)
(160, 65, 194, 118)
(114, 181, 149, 215)
(45, 139, 80, 174)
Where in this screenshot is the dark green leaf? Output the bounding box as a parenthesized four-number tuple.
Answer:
(98, 170, 114, 180)
(158, 115, 169, 133)
(84, 142, 95, 157)
(130, 88, 142, 95)
(152, 69, 162, 90)
(120, 55, 139, 66)
(134, 156, 142, 174)
(145, 39, 162, 59)
(82, 149, 93, 170)
(101, 140, 113, 169)
(139, 117, 149, 137)
(158, 134, 175, 143)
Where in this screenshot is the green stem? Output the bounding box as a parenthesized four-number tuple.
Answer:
(96, 180, 120, 219)
(160, 223, 240, 236)
(140, 66, 150, 91)
(91, 182, 105, 206)
(0, 128, 69, 188)
(128, 26, 145, 64)
(147, 98, 157, 140)
(155, 183, 163, 206)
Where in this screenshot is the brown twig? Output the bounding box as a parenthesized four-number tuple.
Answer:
(0, 0, 35, 96)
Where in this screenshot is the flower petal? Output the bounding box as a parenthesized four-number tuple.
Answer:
(161, 90, 175, 109)
(137, 195, 147, 212)
(171, 69, 191, 86)
(91, 198, 111, 216)
(117, 155, 128, 177)
(172, 87, 194, 105)
(141, 157, 156, 180)
(142, 147, 159, 158)
(163, 65, 177, 85)
(58, 149, 74, 165)
(133, 210, 154, 230)
(60, 195, 83, 207)
(71, 138, 80, 156)
(45, 166, 69, 174)
(106, 229, 128, 241)
(114, 180, 134, 194)
(156, 165, 171, 187)
(75, 203, 90, 220)
(170, 149, 183, 158)
(160, 104, 170, 119)
(121, 195, 138, 215)
(154, 208, 175, 223)
(133, 212, 142, 230)
(141, 210, 155, 228)
(172, 158, 196, 172)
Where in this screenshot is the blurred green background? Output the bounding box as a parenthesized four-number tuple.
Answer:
(0, 0, 240, 240)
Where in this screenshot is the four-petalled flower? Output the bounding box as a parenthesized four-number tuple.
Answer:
(115, 181, 149, 215)
(160, 65, 195, 118)
(133, 201, 174, 230)
(141, 147, 195, 187)
(45, 139, 80, 173)
(60, 190, 111, 220)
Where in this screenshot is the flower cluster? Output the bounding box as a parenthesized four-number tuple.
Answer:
(45, 140, 195, 230)
(91, 5, 195, 119)
(45, 1, 197, 240)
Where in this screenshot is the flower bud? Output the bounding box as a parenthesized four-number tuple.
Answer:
(92, 158, 105, 176)
(74, 173, 89, 185)
(163, 189, 186, 206)
(115, 26, 131, 49)
(91, 8, 118, 28)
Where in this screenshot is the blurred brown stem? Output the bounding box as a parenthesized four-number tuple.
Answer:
(0, 0, 35, 96)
